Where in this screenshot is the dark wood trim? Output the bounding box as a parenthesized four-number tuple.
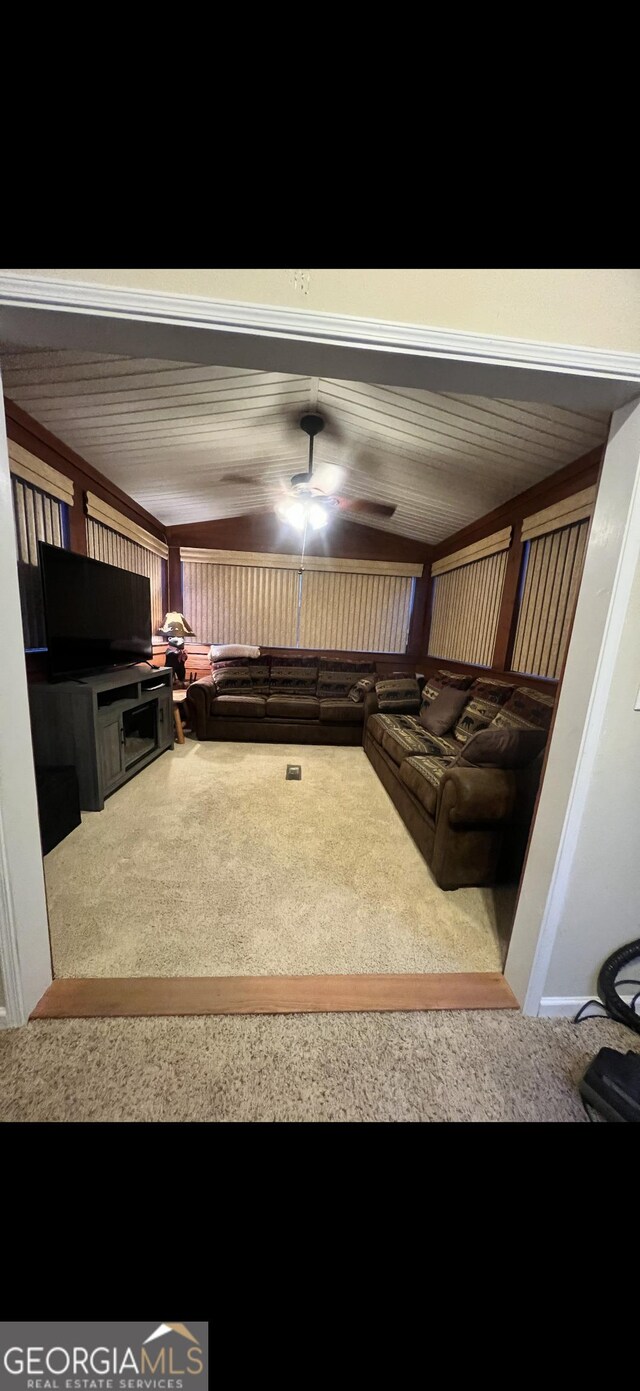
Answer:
(422, 656, 556, 696)
(492, 535, 525, 672)
(31, 972, 518, 1018)
(429, 446, 603, 563)
(4, 397, 167, 545)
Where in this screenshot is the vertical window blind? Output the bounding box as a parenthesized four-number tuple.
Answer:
(511, 520, 590, 680)
(9, 443, 74, 651)
(11, 476, 67, 649)
(298, 571, 414, 652)
(428, 529, 511, 668)
(180, 549, 422, 651)
(183, 559, 300, 647)
(86, 518, 165, 633)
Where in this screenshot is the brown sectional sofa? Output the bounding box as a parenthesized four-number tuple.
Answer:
(363, 671, 555, 889)
(186, 655, 380, 745)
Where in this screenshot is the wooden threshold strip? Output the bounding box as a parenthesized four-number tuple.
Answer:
(31, 972, 518, 1019)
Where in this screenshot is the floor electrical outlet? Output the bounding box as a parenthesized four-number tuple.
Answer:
(286, 764, 302, 780)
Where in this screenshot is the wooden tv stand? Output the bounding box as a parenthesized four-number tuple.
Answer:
(29, 664, 173, 812)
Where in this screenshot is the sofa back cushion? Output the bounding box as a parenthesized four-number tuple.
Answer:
(375, 675, 421, 712)
(452, 676, 515, 744)
(211, 655, 271, 694)
(492, 685, 555, 732)
(269, 656, 318, 694)
(317, 658, 376, 699)
(421, 670, 474, 706)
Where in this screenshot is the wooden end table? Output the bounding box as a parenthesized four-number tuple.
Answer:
(172, 688, 188, 745)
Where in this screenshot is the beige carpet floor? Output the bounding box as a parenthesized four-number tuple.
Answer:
(1, 1012, 636, 1121)
(44, 741, 515, 978)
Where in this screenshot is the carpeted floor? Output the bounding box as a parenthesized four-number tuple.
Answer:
(0, 1011, 636, 1121)
(44, 741, 515, 978)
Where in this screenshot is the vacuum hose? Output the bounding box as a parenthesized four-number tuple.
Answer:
(597, 938, 640, 1034)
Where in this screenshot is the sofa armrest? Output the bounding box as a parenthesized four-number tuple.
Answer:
(186, 676, 216, 738)
(363, 690, 380, 723)
(438, 766, 517, 825)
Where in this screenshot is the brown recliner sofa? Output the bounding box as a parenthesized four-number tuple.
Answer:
(363, 670, 555, 889)
(186, 654, 381, 745)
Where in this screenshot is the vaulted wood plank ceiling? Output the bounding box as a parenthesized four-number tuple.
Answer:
(0, 349, 609, 543)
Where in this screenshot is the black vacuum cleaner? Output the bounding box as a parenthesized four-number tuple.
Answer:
(578, 937, 640, 1121)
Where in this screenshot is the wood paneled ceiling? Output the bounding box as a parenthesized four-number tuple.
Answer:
(0, 349, 609, 544)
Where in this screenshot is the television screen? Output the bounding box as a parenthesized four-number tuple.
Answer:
(39, 542, 153, 679)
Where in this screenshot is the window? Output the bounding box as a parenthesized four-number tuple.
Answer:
(427, 528, 511, 668)
(511, 520, 590, 680)
(181, 549, 421, 652)
(11, 476, 68, 649)
(298, 570, 414, 652)
(86, 518, 166, 633)
(510, 485, 595, 680)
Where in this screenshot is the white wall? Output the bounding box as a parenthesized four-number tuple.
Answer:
(4, 267, 640, 353)
(543, 548, 640, 998)
(505, 398, 640, 1008)
(0, 369, 52, 1023)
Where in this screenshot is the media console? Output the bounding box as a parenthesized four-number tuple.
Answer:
(29, 665, 173, 812)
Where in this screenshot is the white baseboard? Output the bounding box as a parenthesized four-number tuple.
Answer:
(539, 994, 636, 1018)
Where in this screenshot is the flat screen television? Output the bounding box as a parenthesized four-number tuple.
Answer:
(39, 542, 153, 679)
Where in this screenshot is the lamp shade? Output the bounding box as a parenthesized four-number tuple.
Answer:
(159, 611, 195, 638)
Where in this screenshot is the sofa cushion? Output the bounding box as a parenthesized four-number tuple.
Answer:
(348, 676, 377, 703)
(266, 695, 320, 719)
(452, 677, 515, 744)
(492, 685, 555, 732)
(421, 670, 474, 705)
(420, 686, 469, 735)
(454, 726, 547, 769)
(210, 655, 270, 694)
(208, 694, 266, 719)
(377, 714, 442, 765)
(319, 698, 364, 725)
(375, 676, 421, 712)
(368, 713, 457, 759)
(317, 659, 376, 698)
(269, 657, 318, 694)
(400, 755, 454, 816)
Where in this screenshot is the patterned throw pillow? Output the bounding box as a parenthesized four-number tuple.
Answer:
(452, 677, 515, 744)
(210, 654, 270, 694)
(421, 670, 474, 705)
(375, 676, 421, 712)
(492, 685, 555, 732)
(348, 676, 377, 704)
(454, 726, 547, 768)
(269, 656, 318, 694)
(317, 658, 376, 698)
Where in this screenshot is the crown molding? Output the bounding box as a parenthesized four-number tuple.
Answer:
(1, 273, 640, 385)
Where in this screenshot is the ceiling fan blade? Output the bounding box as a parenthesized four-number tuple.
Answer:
(219, 472, 265, 486)
(337, 497, 397, 519)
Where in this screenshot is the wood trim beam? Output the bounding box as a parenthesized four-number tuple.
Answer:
(8, 439, 74, 506)
(30, 972, 519, 1018)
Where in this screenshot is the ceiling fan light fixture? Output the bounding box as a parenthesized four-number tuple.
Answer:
(276, 498, 307, 530)
(308, 500, 330, 530)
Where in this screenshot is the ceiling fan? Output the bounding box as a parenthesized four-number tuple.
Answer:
(221, 413, 396, 529)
